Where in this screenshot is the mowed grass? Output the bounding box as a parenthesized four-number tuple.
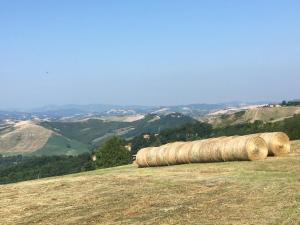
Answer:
(1, 142, 300, 225)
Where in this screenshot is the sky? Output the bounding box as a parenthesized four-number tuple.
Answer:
(0, 0, 299, 109)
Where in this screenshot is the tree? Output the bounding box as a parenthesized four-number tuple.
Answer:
(95, 137, 131, 168)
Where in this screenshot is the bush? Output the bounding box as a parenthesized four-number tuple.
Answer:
(95, 137, 131, 168)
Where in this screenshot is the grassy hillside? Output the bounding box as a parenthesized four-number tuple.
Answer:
(1, 141, 299, 225)
(0, 121, 90, 156)
(32, 134, 89, 156)
(41, 113, 197, 146)
(0, 121, 53, 154)
(0, 113, 196, 156)
(206, 106, 300, 127)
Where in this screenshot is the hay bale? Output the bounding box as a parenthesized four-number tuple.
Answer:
(245, 136, 269, 160)
(245, 132, 291, 156)
(136, 135, 268, 167)
(136, 147, 150, 168)
(176, 142, 192, 164)
(258, 132, 290, 156)
(188, 138, 214, 163)
(145, 147, 158, 167)
(165, 142, 183, 165)
(219, 136, 268, 161)
(196, 138, 214, 162)
(156, 144, 171, 166)
(205, 137, 228, 162)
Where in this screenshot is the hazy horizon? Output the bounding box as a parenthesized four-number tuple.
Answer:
(0, 100, 286, 112)
(1, 1, 299, 109)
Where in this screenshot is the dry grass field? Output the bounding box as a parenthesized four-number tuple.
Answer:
(1, 141, 300, 225)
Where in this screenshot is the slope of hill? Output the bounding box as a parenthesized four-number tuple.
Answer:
(0, 121, 53, 154)
(0, 113, 197, 156)
(205, 106, 300, 127)
(41, 113, 197, 146)
(32, 135, 89, 156)
(0, 121, 89, 156)
(1, 141, 299, 224)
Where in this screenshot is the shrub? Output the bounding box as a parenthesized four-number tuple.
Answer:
(95, 137, 131, 168)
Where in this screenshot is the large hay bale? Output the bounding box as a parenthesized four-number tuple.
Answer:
(155, 144, 170, 166)
(136, 147, 150, 167)
(145, 147, 158, 167)
(176, 142, 192, 164)
(165, 142, 183, 165)
(188, 138, 215, 163)
(196, 138, 217, 162)
(258, 132, 290, 156)
(136, 135, 268, 167)
(219, 136, 268, 161)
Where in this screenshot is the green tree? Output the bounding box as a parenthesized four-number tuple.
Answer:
(95, 137, 131, 168)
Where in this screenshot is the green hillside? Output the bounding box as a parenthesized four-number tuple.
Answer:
(41, 113, 197, 147)
(0, 113, 196, 156)
(32, 134, 89, 156)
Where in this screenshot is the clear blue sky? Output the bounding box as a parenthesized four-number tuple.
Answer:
(1, 0, 299, 109)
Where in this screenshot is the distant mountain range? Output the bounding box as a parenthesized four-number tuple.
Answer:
(0, 101, 270, 122)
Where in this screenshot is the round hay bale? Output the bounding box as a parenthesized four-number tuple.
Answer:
(136, 134, 269, 167)
(165, 142, 177, 165)
(219, 136, 268, 161)
(156, 144, 171, 166)
(245, 136, 269, 160)
(145, 147, 158, 167)
(208, 136, 231, 162)
(258, 132, 290, 156)
(197, 139, 214, 162)
(165, 142, 182, 165)
(207, 137, 228, 162)
(194, 137, 223, 162)
(219, 138, 232, 161)
(136, 147, 150, 167)
(188, 139, 209, 163)
(176, 142, 191, 164)
(182, 142, 194, 163)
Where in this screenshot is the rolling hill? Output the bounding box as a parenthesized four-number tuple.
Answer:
(0, 113, 197, 156)
(40, 113, 197, 146)
(2, 105, 299, 156)
(204, 106, 300, 127)
(1, 140, 299, 224)
(0, 121, 53, 154)
(0, 121, 89, 156)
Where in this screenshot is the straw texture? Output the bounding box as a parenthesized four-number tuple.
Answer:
(136, 134, 269, 167)
(258, 132, 290, 156)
